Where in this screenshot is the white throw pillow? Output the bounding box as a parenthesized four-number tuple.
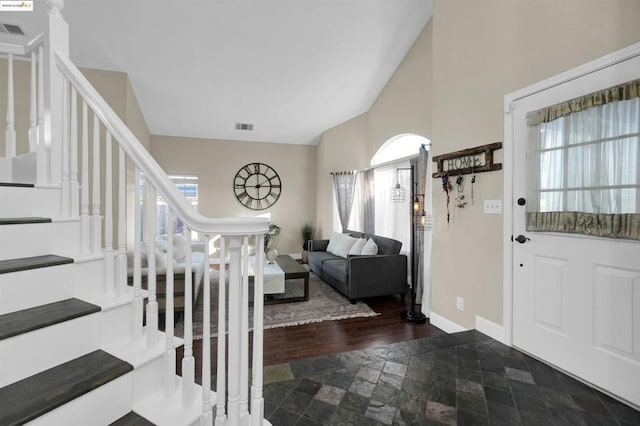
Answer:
(326, 232, 345, 253)
(332, 235, 358, 258)
(348, 238, 367, 256)
(361, 238, 378, 256)
(156, 234, 187, 264)
(172, 233, 188, 263)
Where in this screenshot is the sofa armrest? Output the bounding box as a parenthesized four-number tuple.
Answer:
(309, 239, 329, 252)
(347, 254, 408, 299)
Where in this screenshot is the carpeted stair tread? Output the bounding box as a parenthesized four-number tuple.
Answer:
(0, 182, 34, 187)
(0, 350, 133, 426)
(0, 254, 74, 274)
(0, 298, 101, 341)
(0, 217, 52, 225)
(110, 412, 156, 426)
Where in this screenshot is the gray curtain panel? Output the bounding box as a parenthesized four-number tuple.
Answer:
(411, 144, 429, 302)
(363, 169, 376, 235)
(332, 171, 357, 232)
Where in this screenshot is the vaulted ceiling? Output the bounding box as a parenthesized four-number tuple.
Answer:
(3, 0, 432, 145)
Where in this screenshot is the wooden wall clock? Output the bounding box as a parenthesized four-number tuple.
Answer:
(233, 162, 282, 210)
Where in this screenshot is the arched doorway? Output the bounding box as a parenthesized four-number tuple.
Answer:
(371, 134, 432, 318)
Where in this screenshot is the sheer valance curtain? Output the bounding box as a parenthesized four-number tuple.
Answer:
(526, 79, 640, 240)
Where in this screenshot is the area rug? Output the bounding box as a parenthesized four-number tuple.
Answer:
(174, 271, 379, 340)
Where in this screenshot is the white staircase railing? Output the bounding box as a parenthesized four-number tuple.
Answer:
(1, 33, 44, 164)
(1, 1, 271, 424)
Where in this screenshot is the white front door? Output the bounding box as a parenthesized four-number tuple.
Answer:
(511, 51, 640, 407)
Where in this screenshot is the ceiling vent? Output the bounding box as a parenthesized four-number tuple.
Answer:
(235, 122, 254, 131)
(0, 23, 25, 36)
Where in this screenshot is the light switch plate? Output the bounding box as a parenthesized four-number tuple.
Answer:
(484, 199, 502, 214)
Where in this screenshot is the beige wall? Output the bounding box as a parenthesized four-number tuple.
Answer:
(315, 113, 369, 237)
(315, 20, 434, 239)
(315, 0, 640, 330)
(431, 0, 640, 328)
(151, 136, 317, 255)
(367, 19, 433, 157)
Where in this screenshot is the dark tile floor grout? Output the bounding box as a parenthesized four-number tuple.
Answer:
(250, 330, 640, 426)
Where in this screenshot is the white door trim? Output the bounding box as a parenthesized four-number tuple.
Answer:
(502, 40, 640, 348)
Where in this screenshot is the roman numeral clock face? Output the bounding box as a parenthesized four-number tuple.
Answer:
(233, 162, 281, 210)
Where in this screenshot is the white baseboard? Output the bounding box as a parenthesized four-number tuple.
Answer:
(289, 252, 302, 260)
(475, 315, 508, 344)
(429, 311, 468, 334)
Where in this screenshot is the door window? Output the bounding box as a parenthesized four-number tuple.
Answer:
(525, 80, 640, 240)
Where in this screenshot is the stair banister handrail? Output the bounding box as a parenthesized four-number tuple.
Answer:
(54, 52, 270, 235)
(0, 32, 44, 56)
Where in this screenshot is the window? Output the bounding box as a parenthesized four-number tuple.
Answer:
(371, 133, 428, 166)
(526, 80, 640, 239)
(140, 174, 199, 239)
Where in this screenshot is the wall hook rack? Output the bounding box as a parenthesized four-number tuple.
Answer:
(432, 142, 502, 178)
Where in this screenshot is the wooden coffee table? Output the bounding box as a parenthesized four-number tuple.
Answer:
(265, 255, 309, 305)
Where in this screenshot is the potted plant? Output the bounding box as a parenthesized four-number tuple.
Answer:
(301, 222, 316, 264)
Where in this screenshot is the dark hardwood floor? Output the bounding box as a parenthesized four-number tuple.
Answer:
(176, 296, 444, 377)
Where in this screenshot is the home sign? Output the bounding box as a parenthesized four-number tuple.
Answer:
(432, 142, 502, 178)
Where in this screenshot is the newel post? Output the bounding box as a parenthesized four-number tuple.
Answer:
(44, 0, 69, 185)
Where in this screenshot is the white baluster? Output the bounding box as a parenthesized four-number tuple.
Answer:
(227, 235, 242, 426)
(240, 235, 250, 422)
(214, 236, 226, 426)
(182, 229, 195, 405)
(80, 100, 90, 253)
(117, 146, 127, 295)
(69, 86, 79, 215)
(133, 166, 143, 340)
(104, 131, 115, 294)
(60, 78, 70, 217)
(201, 232, 213, 426)
(5, 54, 15, 158)
(29, 51, 37, 153)
(251, 234, 265, 426)
(91, 114, 101, 253)
(146, 184, 159, 345)
(37, 46, 44, 149)
(36, 46, 47, 184)
(164, 210, 176, 395)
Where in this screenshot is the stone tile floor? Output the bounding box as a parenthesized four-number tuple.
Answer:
(259, 330, 640, 425)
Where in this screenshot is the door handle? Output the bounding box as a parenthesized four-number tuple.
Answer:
(514, 235, 530, 244)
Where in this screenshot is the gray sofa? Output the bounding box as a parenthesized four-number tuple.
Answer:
(308, 230, 408, 303)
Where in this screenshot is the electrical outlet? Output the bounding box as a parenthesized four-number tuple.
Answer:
(484, 199, 502, 214)
(456, 296, 464, 311)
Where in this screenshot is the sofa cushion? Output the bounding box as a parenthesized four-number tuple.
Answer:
(332, 235, 358, 258)
(370, 235, 401, 255)
(322, 259, 348, 284)
(348, 238, 367, 255)
(308, 251, 341, 273)
(361, 238, 378, 255)
(326, 232, 344, 254)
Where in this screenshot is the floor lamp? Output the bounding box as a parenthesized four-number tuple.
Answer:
(402, 164, 427, 323)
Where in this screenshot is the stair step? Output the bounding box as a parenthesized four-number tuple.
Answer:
(111, 412, 156, 426)
(0, 350, 133, 426)
(0, 217, 52, 225)
(0, 254, 74, 274)
(0, 298, 100, 341)
(0, 182, 34, 188)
